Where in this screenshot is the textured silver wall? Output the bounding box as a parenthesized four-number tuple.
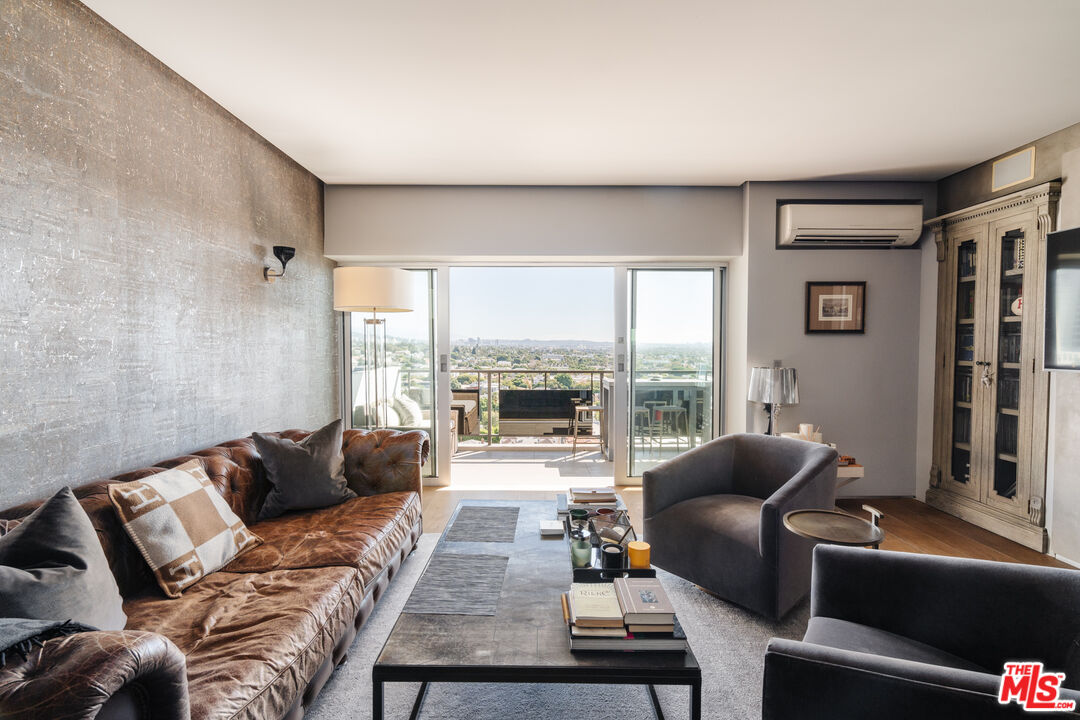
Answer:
(0, 0, 339, 506)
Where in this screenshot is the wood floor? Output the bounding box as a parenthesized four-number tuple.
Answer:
(421, 487, 1070, 569)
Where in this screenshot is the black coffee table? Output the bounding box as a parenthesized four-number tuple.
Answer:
(372, 500, 701, 719)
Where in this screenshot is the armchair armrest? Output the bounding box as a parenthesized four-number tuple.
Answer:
(810, 545, 1080, 679)
(642, 436, 736, 519)
(342, 428, 429, 496)
(0, 630, 188, 720)
(758, 449, 837, 560)
(763, 637, 1065, 719)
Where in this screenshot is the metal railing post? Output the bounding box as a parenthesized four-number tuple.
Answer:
(487, 370, 494, 446)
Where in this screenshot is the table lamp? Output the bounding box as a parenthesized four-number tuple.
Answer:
(747, 365, 799, 435)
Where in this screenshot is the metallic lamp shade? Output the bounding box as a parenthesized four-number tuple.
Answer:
(747, 366, 799, 405)
(333, 267, 414, 313)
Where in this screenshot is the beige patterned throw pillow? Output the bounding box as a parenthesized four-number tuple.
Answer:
(109, 459, 261, 597)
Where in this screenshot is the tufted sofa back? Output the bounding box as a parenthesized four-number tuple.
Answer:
(0, 428, 429, 598)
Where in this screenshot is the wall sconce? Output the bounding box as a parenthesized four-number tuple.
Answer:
(264, 246, 296, 282)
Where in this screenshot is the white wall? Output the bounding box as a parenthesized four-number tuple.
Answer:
(325, 185, 743, 261)
(743, 181, 938, 497)
(722, 185, 752, 434)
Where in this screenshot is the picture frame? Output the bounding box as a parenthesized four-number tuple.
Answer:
(805, 281, 866, 334)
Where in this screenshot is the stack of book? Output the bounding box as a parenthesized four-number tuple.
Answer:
(557, 488, 623, 517)
(561, 578, 687, 652)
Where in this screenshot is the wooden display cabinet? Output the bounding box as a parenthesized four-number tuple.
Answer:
(926, 182, 1059, 551)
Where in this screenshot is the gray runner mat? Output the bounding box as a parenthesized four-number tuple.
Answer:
(402, 553, 509, 615)
(444, 505, 520, 543)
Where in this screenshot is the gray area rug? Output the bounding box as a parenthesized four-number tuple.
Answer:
(444, 505, 520, 543)
(402, 553, 509, 615)
(306, 534, 810, 720)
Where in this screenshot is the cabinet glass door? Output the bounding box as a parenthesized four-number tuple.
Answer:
(986, 221, 1033, 515)
(949, 238, 979, 496)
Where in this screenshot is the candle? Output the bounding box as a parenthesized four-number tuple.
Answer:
(627, 541, 651, 569)
(570, 539, 593, 568)
(601, 542, 625, 569)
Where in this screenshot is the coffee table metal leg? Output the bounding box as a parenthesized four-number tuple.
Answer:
(690, 678, 701, 720)
(647, 684, 667, 720)
(407, 681, 430, 720)
(373, 678, 383, 720)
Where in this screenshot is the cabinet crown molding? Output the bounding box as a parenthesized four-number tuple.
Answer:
(926, 181, 1060, 230)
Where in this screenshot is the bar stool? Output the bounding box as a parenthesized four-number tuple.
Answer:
(632, 406, 655, 456)
(572, 405, 604, 455)
(654, 405, 688, 457)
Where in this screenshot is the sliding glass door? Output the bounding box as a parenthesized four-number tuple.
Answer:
(347, 268, 437, 476)
(629, 268, 719, 476)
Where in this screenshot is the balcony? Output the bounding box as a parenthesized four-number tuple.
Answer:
(451, 368, 610, 450)
(450, 368, 713, 465)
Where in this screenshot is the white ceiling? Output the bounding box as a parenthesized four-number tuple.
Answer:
(84, 0, 1080, 186)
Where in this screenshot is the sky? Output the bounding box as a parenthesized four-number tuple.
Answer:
(375, 267, 714, 344)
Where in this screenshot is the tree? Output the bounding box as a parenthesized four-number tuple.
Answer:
(553, 373, 573, 389)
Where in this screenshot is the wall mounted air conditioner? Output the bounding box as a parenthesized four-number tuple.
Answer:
(777, 202, 924, 248)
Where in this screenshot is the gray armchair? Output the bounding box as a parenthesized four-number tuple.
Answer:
(763, 545, 1080, 719)
(642, 433, 837, 620)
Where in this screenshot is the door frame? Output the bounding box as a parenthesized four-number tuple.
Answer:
(623, 264, 725, 483)
(341, 260, 727, 487)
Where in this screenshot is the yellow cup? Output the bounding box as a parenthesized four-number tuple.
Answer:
(627, 541, 651, 569)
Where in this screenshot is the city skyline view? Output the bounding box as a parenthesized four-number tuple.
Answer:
(378, 267, 715, 346)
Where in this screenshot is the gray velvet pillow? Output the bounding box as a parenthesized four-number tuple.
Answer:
(0, 487, 126, 630)
(253, 419, 357, 520)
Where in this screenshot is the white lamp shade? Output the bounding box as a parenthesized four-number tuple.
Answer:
(747, 366, 799, 405)
(333, 267, 414, 313)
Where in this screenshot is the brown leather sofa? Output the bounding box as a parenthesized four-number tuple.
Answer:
(0, 427, 428, 720)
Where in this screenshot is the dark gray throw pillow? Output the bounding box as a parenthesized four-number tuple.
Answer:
(254, 419, 357, 520)
(0, 487, 126, 631)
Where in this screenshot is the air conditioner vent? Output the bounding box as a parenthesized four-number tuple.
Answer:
(779, 203, 923, 248)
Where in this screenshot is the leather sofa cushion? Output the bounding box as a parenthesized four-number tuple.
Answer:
(123, 566, 362, 720)
(804, 616, 988, 674)
(223, 490, 421, 588)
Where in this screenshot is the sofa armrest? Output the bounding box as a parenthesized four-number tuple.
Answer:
(642, 436, 736, 519)
(810, 545, 1080, 676)
(342, 428, 430, 496)
(0, 630, 189, 720)
(762, 637, 1063, 719)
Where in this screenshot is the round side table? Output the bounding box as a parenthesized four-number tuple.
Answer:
(783, 506, 885, 549)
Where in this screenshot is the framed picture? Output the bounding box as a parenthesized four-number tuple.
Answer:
(805, 281, 866, 334)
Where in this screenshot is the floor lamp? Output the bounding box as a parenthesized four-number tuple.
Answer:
(333, 267, 414, 429)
